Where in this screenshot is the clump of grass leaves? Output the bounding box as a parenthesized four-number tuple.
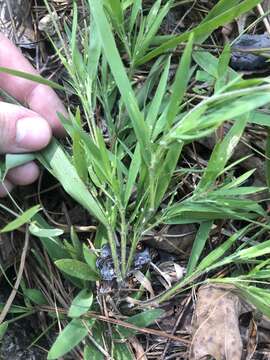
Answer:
(2, 0, 270, 358)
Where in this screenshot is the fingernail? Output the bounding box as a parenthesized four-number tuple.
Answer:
(16, 117, 52, 150)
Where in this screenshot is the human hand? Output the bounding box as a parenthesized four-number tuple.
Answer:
(0, 33, 66, 197)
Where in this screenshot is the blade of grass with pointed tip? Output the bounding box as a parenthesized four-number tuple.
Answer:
(197, 226, 250, 272)
(186, 221, 213, 276)
(215, 44, 232, 91)
(0, 67, 64, 90)
(88, 16, 102, 80)
(154, 142, 183, 209)
(231, 239, 270, 262)
(61, 116, 113, 185)
(236, 285, 270, 318)
(195, 114, 249, 194)
(129, 0, 142, 32)
(24, 288, 47, 305)
(124, 144, 141, 207)
(145, 0, 162, 31)
(1, 205, 41, 233)
(166, 34, 193, 129)
(146, 56, 170, 129)
(219, 169, 256, 188)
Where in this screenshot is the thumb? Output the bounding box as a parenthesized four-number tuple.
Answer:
(0, 102, 52, 154)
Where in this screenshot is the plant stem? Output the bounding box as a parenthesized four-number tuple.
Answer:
(107, 226, 122, 283)
(126, 232, 140, 273)
(120, 208, 127, 277)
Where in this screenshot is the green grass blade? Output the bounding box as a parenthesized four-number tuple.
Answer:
(145, 0, 162, 31)
(87, 16, 102, 80)
(196, 114, 249, 193)
(219, 169, 256, 187)
(236, 285, 270, 318)
(0, 66, 64, 91)
(71, 1, 78, 59)
(248, 111, 270, 127)
(1, 205, 41, 233)
(232, 239, 270, 261)
(211, 187, 266, 197)
(146, 56, 170, 128)
(165, 34, 193, 129)
(129, 0, 142, 32)
(37, 139, 108, 226)
(154, 142, 183, 209)
(124, 144, 141, 206)
(186, 221, 213, 276)
(197, 226, 249, 271)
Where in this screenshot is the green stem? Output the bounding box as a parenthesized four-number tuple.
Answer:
(120, 209, 127, 277)
(5, 310, 35, 325)
(126, 232, 140, 274)
(149, 167, 156, 213)
(107, 226, 122, 283)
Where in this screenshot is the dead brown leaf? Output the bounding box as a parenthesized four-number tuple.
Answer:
(190, 284, 243, 360)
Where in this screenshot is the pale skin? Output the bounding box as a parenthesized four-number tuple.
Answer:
(0, 33, 66, 197)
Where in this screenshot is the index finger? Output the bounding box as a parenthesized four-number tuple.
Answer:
(0, 33, 67, 135)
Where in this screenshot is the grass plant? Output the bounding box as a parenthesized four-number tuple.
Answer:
(1, 0, 270, 358)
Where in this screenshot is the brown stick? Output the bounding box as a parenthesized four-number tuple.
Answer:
(40, 305, 190, 345)
(0, 228, 29, 324)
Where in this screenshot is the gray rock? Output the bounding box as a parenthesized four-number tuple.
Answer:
(231, 34, 270, 71)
